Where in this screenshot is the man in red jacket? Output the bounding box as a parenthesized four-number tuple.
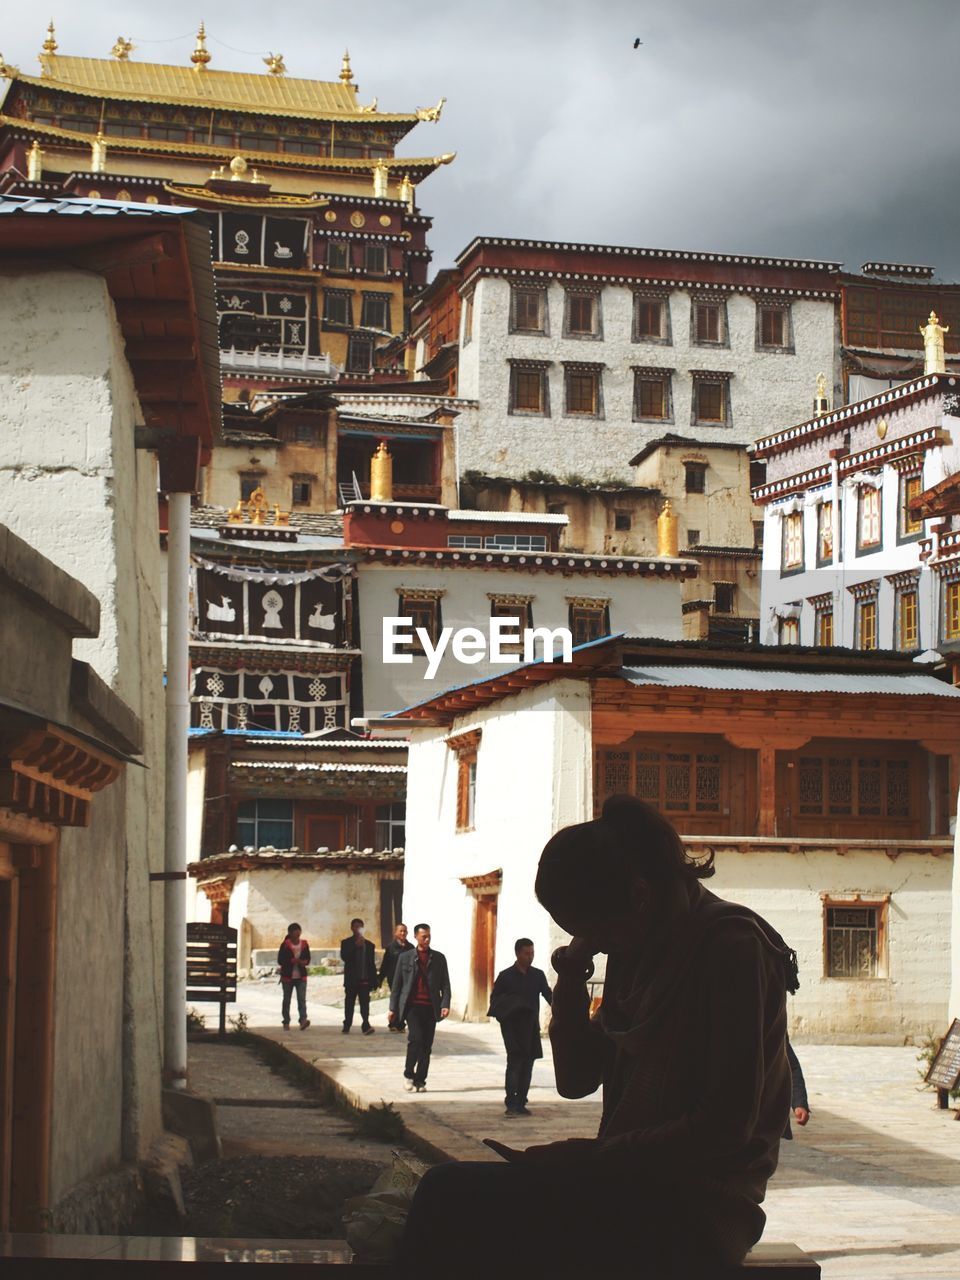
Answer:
(277, 922, 311, 1030)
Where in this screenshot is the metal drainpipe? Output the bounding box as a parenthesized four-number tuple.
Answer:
(830, 454, 841, 638)
(164, 490, 190, 1090)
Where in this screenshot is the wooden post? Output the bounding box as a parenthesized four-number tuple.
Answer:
(758, 746, 777, 837)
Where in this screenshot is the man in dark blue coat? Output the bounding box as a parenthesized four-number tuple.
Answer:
(488, 937, 552, 1116)
(389, 923, 450, 1091)
(340, 917, 378, 1035)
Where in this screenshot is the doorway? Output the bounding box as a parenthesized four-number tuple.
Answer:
(469, 894, 498, 1020)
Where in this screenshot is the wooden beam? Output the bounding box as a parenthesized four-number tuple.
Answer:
(125, 339, 197, 363)
(114, 298, 190, 322)
(62, 232, 179, 276)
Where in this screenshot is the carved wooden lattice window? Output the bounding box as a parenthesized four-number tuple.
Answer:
(857, 486, 882, 551)
(782, 512, 804, 572)
(825, 902, 886, 979)
(798, 755, 912, 818)
(597, 748, 723, 816)
(816, 501, 834, 564)
(899, 473, 923, 541)
(447, 730, 481, 832)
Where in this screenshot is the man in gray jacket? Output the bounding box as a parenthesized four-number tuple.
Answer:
(388, 922, 450, 1092)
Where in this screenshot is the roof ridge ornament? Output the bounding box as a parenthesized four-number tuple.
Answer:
(191, 21, 212, 71)
(416, 96, 445, 122)
(339, 48, 354, 84)
(921, 311, 948, 375)
(41, 20, 58, 57)
(111, 36, 134, 61)
(263, 52, 286, 76)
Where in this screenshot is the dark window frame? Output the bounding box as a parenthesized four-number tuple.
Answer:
(508, 362, 551, 417)
(360, 291, 392, 331)
(632, 292, 672, 345)
(632, 367, 673, 422)
(691, 373, 732, 426)
(346, 334, 374, 373)
(691, 296, 729, 348)
(897, 470, 924, 544)
(509, 284, 549, 336)
(755, 300, 794, 353)
(323, 288, 353, 327)
(562, 288, 603, 341)
(684, 462, 707, 494)
(855, 483, 883, 556)
(563, 364, 604, 418)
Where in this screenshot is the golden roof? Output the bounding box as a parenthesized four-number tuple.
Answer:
(164, 182, 329, 210)
(21, 54, 420, 123)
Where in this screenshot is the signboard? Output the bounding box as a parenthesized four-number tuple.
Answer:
(925, 1018, 960, 1094)
(186, 923, 237, 1036)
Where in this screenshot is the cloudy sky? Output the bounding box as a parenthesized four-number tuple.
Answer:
(5, 0, 960, 277)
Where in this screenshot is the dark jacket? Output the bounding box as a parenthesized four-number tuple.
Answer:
(277, 936, 311, 983)
(488, 964, 553, 1059)
(341, 935, 378, 988)
(782, 1036, 809, 1140)
(378, 937, 414, 989)
(390, 946, 451, 1021)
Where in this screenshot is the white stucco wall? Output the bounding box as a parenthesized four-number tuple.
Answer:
(402, 679, 593, 1018)
(357, 562, 686, 716)
(709, 847, 952, 1042)
(0, 266, 166, 1199)
(457, 277, 836, 482)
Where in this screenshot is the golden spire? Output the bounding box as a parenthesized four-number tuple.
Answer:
(657, 500, 679, 558)
(111, 36, 134, 61)
(90, 131, 107, 173)
(339, 48, 353, 83)
(191, 22, 212, 70)
(399, 173, 414, 210)
(263, 52, 286, 75)
(27, 139, 43, 181)
(921, 310, 949, 375)
(813, 372, 829, 417)
(372, 158, 389, 198)
(41, 20, 58, 56)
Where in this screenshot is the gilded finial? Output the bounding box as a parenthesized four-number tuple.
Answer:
(813, 372, 830, 417)
(339, 48, 353, 83)
(227, 499, 245, 524)
(372, 158, 389, 198)
(248, 486, 268, 524)
(416, 96, 446, 123)
(657, 499, 679, 558)
(229, 154, 248, 181)
(921, 310, 949, 375)
(399, 173, 414, 210)
(263, 52, 286, 75)
(191, 22, 212, 70)
(27, 139, 43, 181)
(41, 21, 58, 56)
(358, 97, 378, 113)
(90, 131, 107, 174)
(111, 36, 134, 60)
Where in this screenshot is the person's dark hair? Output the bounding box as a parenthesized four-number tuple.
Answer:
(287, 922, 302, 934)
(514, 937, 534, 954)
(535, 795, 714, 920)
(413, 922, 430, 935)
(350, 918, 364, 928)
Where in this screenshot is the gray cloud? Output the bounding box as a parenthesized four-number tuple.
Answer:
(5, 0, 960, 276)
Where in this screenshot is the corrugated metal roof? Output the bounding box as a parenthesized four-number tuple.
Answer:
(232, 761, 406, 773)
(623, 665, 960, 698)
(447, 510, 569, 525)
(0, 193, 191, 217)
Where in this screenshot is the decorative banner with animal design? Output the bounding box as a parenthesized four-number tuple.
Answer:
(217, 288, 310, 354)
(217, 214, 309, 269)
(193, 561, 349, 645)
(191, 668, 346, 733)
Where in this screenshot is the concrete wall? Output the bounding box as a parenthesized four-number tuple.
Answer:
(458, 277, 836, 482)
(357, 561, 686, 716)
(709, 846, 952, 1043)
(0, 266, 166, 1202)
(403, 679, 593, 1018)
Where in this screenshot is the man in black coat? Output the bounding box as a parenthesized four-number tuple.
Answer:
(488, 938, 553, 1116)
(388, 923, 450, 1091)
(340, 917, 378, 1035)
(378, 922, 414, 1032)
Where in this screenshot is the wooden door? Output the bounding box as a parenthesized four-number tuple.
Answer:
(469, 894, 498, 1020)
(305, 815, 346, 852)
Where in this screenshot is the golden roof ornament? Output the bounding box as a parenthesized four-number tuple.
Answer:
(339, 49, 353, 84)
(247, 486, 269, 524)
(813, 372, 830, 417)
(90, 131, 107, 174)
(921, 310, 949, 375)
(372, 158, 389, 198)
(399, 173, 414, 210)
(229, 154, 248, 181)
(41, 21, 58, 56)
(416, 96, 446, 122)
(370, 441, 393, 502)
(263, 52, 286, 75)
(111, 36, 134, 60)
(358, 97, 378, 113)
(657, 499, 679, 558)
(191, 22, 212, 71)
(27, 139, 43, 181)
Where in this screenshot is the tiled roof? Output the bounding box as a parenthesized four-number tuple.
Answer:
(190, 504, 344, 537)
(231, 761, 406, 774)
(623, 666, 960, 697)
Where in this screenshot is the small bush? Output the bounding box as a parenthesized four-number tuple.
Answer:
(355, 1100, 406, 1143)
(186, 1006, 206, 1032)
(228, 1011, 249, 1035)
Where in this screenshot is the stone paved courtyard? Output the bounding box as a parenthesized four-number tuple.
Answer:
(231, 979, 960, 1278)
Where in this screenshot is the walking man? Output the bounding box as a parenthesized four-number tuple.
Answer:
(378, 922, 414, 1032)
(277, 922, 310, 1030)
(340, 917, 378, 1035)
(488, 938, 552, 1116)
(389, 923, 450, 1092)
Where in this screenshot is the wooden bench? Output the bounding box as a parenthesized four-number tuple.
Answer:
(0, 1234, 820, 1276)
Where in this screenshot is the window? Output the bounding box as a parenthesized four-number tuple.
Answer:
(781, 511, 804, 573)
(396, 592, 442, 655)
(898, 472, 923, 541)
(752, 520, 764, 549)
(857, 484, 882, 553)
(897, 586, 919, 651)
(687, 528, 701, 546)
(346, 335, 373, 373)
(332, 142, 364, 158)
(462, 291, 474, 345)
(212, 130, 235, 148)
(292, 479, 312, 506)
(568, 601, 610, 646)
(692, 299, 726, 346)
(596, 747, 725, 818)
(633, 369, 672, 421)
(375, 801, 406, 851)
(856, 598, 878, 650)
(614, 511, 631, 532)
(692, 374, 730, 425)
(779, 616, 800, 645)
(240, 472, 265, 501)
(282, 138, 324, 155)
(816, 608, 834, 646)
(484, 534, 547, 552)
(323, 289, 353, 326)
(489, 598, 533, 653)
(564, 366, 602, 417)
(547, 502, 566, 516)
(294, 423, 316, 444)
(111, 123, 147, 138)
(943, 579, 960, 642)
(825, 901, 886, 979)
(364, 244, 387, 274)
(236, 799, 293, 850)
(447, 730, 481, 832)
(756, 302, 792, 351)
(564, 290, 601, 338)
(633, 294, 669, 343)
(149, 125, 188, 142)
(508, 363, 550, 415)
(816, 500, 835, 565)
(684, 462, 707, 494)
(510, 286, 548, 335)
(713, 583, 735, 614)
(749, 460, 767, 489)
(447, 535, 483, 549)
(361, 293, 391, 330)
(239, 133, 279, 151)
(326, 240, 350, 271)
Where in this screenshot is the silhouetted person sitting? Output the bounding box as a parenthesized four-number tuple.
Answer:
(397, 796, 798, 1278)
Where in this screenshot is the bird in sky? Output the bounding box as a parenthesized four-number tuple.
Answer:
(633, 37, 643, 48)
